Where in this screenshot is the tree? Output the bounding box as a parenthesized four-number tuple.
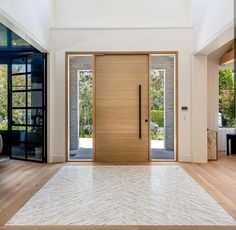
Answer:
(151, 70, 164, 110)
(219, 69, 235, 127)
(0, 64, 27, 130)
(0, 65, 8, 130)
(79, 71, 93, 138)
(151, 70, 165, 140)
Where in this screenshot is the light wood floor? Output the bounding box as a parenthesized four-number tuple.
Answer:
(0, 153, 236, 230)
(0, 160, 61, 228)
(182, 152, 236, 222)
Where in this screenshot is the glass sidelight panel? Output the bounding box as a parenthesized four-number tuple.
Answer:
(150, 54, 176, 160)
(68, 55, 93, 161)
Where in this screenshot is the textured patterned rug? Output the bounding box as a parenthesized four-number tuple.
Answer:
(7, 165, 236, 225)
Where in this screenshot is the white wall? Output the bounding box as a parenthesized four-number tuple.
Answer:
(0, 0, 54, 51)
(192, 55, 208, 163)
(192, 0, 234, 51)
(54, 0, 192, 28)
(49, 28, 193, 162)
(191, 0, 234, 162)
(207, 55, 219, 131)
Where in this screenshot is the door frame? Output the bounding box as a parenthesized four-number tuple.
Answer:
(9, 53, 47, 163)
(65, 51, 178, 162)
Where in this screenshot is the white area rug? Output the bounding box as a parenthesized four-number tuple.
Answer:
(7, 165, 236, 225)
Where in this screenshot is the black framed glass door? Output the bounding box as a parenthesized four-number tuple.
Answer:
(9, 53, 47, 162)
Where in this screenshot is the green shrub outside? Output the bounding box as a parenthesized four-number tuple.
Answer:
(151, 110, 164, 127)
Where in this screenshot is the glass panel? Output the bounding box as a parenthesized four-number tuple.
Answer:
(9, 53, 46, 162)
(11, 143, 26, 159)
(12, 92, 26, 107)
(28, 91, 42, 107)
(151, 54, 175, 160)
(12, 57, 26, 74)
(69, 55, 93, 160)
(11, 126, 26, 159)
(28, 109, 43, 126)
(12, 109, 26, 125)
(26, 127, 43, 161)
(12, 33, 31, 47)
(27, 55, 44, 73)
(0, 23, 37, 52)
(27, 144, 43, 161)
(28, 74, 43, 89)
(0, 64, 8, 130)
(0, 24, 7, 47)
(12, 74, 26, 90)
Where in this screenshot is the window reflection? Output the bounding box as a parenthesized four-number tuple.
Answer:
(0, 24, 7, 47)
(12, 33, 31, 47)
(0, 23, 37, 51)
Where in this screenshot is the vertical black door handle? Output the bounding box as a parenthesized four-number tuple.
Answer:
(139, 85, 141, 139)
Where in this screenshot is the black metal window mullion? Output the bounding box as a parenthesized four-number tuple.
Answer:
(43, 53, 47, 163)
(12, 89, 43, 93)
(12, 106, 43, 109)
(25, 56, 28, 160)
(8, 63, 12, 132)
(8, 62, 12, 159)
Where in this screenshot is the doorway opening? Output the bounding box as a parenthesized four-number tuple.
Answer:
(218, 68, 235, 155)
(66, 52, 177, 162)
(150, 54, 176, 160)
(0, 23, 47, 163)
(207, 41, 235, 158)
(67, 55, 93, 161)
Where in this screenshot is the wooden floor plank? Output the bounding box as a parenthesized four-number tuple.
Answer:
(182, 153, 236, 220)
(1, 225, 236, 230)
(0, 153, 236, 230)
(0, 161, 61, 226)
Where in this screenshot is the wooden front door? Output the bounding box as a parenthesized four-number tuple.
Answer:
(95, 54, 149, 163)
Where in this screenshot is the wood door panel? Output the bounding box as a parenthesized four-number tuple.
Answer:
(95, 54, 149, 163)
(96, 123, 149, 135)
(96, 73, 148, 82)
(95, 55, 148, 64)
(95, 65, 148, 74)
(96, 135, 148, 152)
(95, 151, 149, 163)
(96, 98, 149, 109)
(96, 84, 148, 98)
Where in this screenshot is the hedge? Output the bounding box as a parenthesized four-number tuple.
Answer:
(151, 110, 164, 127)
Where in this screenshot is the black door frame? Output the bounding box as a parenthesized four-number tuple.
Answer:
(8, 53, 47, 163)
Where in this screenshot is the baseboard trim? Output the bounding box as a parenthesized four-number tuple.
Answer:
(49, 155, 66, 163)
(178, 154, 192, 162)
